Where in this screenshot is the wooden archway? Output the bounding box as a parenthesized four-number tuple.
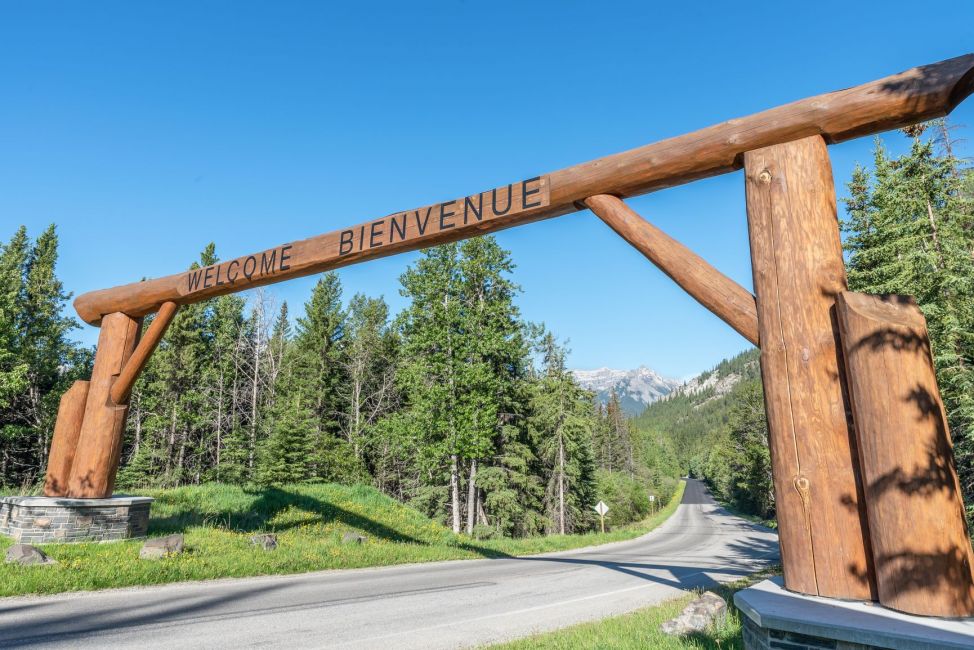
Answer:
(45, 54, 974, 616)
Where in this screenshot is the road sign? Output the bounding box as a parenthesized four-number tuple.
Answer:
(649, 495, 656, 502)
(593, 501, 609, 534)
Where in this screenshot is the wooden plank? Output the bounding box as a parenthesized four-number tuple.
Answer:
(110, 301, 179, 405)
(42, 380, 90, 497)
(584, 194, 759, 345)
(73, 54, 974, 325)
(744, 135, 876, 600)
(67, 312, 142, 498)
(837, 292, 974, 617)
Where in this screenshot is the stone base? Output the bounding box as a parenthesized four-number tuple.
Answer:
(736, 578, 974, 650)
(0, 495, 153, 543)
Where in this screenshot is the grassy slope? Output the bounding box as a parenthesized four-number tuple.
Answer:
(0, 480, 685, 598)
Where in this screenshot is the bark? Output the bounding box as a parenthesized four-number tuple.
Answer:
(450, 453, 461, 533)
(558, 436, 566, 535)
(466, 458, 477, 535)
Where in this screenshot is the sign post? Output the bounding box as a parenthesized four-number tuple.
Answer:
(593, 501, 609, 534)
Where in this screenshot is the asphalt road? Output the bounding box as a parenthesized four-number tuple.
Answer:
(0, 479, 779, 649)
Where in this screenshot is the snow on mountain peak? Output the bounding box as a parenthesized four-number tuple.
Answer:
(571, 366, 680, 416)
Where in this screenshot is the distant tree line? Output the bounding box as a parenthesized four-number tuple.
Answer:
(0, 230, 679, 538)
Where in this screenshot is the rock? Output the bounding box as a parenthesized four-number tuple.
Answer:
(661, 591, 727, 636)
(5, 544, 56, 566)
(341, 532, 367, 545)
(250, 533, 277, 551)
(139, 533, 184, 560)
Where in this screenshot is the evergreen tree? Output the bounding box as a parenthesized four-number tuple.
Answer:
(529, 333, 597, 534)
(393, 243, 465, 529)
(0, 228, 29, 411)
(0, 225, 86, 486)
(280, 273, 363, 482)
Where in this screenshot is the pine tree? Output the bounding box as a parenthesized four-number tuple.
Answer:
(456, 236, 530, 534)
(529, 333, 597, 534)
(279, 273, 363, 482)
(0, 227, 29, 412)
(393, 243, 465, 529)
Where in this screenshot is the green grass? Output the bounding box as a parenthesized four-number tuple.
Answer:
(0, 480, 685, 598)
(485, 570, 777, 650)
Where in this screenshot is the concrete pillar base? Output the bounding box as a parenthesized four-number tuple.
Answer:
(0, 495, 152, 543)
(736, 578, 974, 650)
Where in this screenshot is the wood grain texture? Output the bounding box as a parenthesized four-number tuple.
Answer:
(837, 292, 974, 617)
(67, 312, 142, 498)
(110, 301, 178, 405)
(584, 194, 759, 345)
(73, 54, 974, 326)
(744, 135, 875, 600)
(42, 380, 90, 497)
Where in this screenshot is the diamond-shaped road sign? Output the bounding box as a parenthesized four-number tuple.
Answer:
(593, 501, 609, 516)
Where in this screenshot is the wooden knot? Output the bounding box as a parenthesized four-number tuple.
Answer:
(794, 475, 811, 505)
(758, 169, 773, 184)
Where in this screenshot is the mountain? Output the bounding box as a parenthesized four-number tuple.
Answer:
(668, 348, 760, 404)
(571, 366, 680, 416)
(634, 348, 761, 464)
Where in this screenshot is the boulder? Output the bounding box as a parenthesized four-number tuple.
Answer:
(5, 544, 56, 566)
(250, 533, 277, 551)
(341, 532, 367, 545)
(139, 533, 184, 560)
(661, 591, 727, 636)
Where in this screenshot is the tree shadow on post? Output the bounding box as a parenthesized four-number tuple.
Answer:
(837, 291, 974, 617)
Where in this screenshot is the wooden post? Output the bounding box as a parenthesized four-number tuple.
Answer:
(743, 135, 876, 600)
(43, 380, 90, 497)
(584, 194, 759, 346)
(836, 292, 974, 617)
(67, 312, 142, 498)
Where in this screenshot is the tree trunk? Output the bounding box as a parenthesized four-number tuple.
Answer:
(450, 454, 461, 533)
(743, 135, 875, 600)
(466, 458, 477, 534)
(558, 436, 566, 535)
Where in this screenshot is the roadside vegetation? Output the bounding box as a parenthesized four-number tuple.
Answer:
(0, 480, 684, 598)
(486, 568, 778, 650)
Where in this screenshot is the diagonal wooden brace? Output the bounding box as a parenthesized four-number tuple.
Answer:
(584, 194, 759, 346)
(111, 301, 179, 405)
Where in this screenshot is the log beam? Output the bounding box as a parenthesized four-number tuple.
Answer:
(42, 380, 90, 497)
(74, 54, 974, 325)
(584, 194, 759, 346)
(67, 312, 142, 498)
(110, 301, 178, 405)
(744, 135, 876, 600)
(836, 291, 974, 617)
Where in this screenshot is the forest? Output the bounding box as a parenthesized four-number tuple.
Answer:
(0, 230, 679, 539)
(638, 119, 974, 524)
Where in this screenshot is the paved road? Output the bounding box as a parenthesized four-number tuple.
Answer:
(0, 480, 778, 649)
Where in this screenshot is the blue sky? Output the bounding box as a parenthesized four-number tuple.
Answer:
(2, 2, 973, 379)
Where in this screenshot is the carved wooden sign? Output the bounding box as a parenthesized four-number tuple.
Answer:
(181, 176, 548, 300)
(74, 177, 550, 324)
